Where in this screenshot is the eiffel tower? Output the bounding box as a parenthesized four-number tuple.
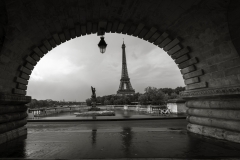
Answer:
(117, 41, 135, 96)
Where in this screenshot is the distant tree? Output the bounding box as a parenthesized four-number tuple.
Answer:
(100, 96, 105, 105)
(132, 92, 141, 102)
(174, 86, 185, 94)
(113, 99, 118, 105)
(86, 98, 92, 106)
(96, 96, 102, 104)
(104, 100, 110, 105)
(168, 92, 179, 99)
(159, 88, 174, 95)
(110, 97, 114, 105)
(138, 94, 148, 105)
(152, 90, 166, 105)
(28, 99, 38, 108)
(83, 86, 185, 106)
(125, 96, 131, 105)
(140, 86, 167, 105)
(113, 99, 119, 105)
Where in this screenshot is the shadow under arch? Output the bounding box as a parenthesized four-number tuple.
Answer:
(13, 20, 206, 96)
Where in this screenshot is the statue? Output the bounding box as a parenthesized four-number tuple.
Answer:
(91, 86, 96, 100)
(89, 86, 100, 111)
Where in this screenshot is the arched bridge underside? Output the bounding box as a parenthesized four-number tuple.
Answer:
(1, 0, 240, 144)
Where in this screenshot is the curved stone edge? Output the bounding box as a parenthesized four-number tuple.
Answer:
(0, 93, 31, 104)
(187, 123, 240, 143)
(12, 20, 206, 95)
(180, 86, 240, 99)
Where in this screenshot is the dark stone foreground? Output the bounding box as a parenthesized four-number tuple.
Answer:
(0, 119, 240, 159)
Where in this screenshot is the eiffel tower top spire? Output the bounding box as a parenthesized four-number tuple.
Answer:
(121, 40, 128, 79)
(122, 39, 125, 48)
(117, 40, 135, 96)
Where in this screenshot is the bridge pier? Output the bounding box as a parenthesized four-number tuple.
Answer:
(0, 94, 30, 144)
(182, 86, 240, 143)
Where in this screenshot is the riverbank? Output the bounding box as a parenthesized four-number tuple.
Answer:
(28, 109, 186, 121)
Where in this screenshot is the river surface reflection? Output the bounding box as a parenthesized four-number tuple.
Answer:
(1, 119, 240, 159)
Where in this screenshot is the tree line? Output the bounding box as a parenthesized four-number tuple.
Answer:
(27, 86, 185, 108)
(27, 99, 83, 109)
(85, 86, 185, 106)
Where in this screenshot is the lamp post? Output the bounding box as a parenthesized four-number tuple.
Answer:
(98, 36, 107, 53)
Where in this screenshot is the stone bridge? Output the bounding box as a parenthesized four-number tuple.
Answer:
(1, 0, 240, 144)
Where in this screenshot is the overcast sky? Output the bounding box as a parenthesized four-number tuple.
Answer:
(27, 33, 185, 101)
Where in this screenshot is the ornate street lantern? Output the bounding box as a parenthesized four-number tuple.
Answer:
(98, 36, 107, 53)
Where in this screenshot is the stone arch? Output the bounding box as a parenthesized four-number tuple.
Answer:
(13, 21, 206, 95)
(1, 0, 240, 145)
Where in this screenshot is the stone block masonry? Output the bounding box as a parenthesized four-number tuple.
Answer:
(181, 86, 240, 143)
(0, 93, 30, 144)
